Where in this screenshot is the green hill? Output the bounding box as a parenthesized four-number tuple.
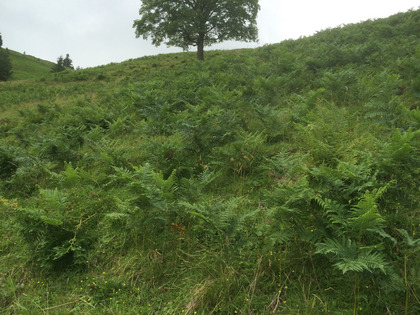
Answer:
(8, 49, 54, 80)
(1, 9, 419, 314)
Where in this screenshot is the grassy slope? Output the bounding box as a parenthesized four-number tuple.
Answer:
(8, 50, 54, 80)
(1, 9, 420, 314)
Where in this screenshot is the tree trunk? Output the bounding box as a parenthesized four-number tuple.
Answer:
(197, 34, 205, 61)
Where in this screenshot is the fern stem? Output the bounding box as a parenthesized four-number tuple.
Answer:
(404, 254, 408, 315)
(309, 249, 320, 290)
(353, 272, 358, 315)
(278, 247, 282, 287)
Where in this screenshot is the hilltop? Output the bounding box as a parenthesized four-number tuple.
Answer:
(8, 49, 54, 80)
(0, 9, 419, 314)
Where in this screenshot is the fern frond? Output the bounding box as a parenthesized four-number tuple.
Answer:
(396, 228, 420, 247)
(315, 196, 348, 230)
(39, 188, 68, 211)
(373, 228, 397, 247)
(266, 229, 294, 246)
(350, 190, 385, 232)
(334, 249, 386, 274)
(40, 215, 63, 226)
(355, 250, 386, 274)
(104, 212, 130, 221)
(315, 237, 357, 258)
(334, 258, 367, 273)
(316, 238, 387, 274)
(198, 168, 220, 187)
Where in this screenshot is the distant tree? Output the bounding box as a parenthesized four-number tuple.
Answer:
(51, 55, 66, 73)
(0, 33, 13, 81)
(63, 54, 74, 69)
(133, 0, 260, 61)
(52, 54, 74, 73)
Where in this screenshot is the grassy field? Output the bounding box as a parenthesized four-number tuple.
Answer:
(8, 50, 54, 80)
(1, 9, 419, 314)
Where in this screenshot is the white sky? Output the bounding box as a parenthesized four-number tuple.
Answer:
(0, 0, 418, 68)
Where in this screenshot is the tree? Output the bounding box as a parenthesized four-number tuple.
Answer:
(51, 55, 65, 73)
(63, 54, 74, 69)
(51, 54, 73, 73)
(0, 33, 13, 81)
(133, 0, 260, 61)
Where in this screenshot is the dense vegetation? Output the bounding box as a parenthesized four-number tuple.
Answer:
(1, 9, 419, 314)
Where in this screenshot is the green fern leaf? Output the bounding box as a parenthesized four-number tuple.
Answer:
(396, 228, 420, 247)
(316, 238, 387, 274)
(350, 189, 385, 232)
(40, 215, 63, 226)
(104, 212, 130, 221)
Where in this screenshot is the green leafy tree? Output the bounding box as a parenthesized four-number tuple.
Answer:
(133, 0, 260, 60)
(52, 54, 74, 72)
(51, 55, 66, 73)
(63, 53, 74, 69)
(0, 33, 13, 81)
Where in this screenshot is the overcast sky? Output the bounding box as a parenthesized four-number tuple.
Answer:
(0, 0, 418, 68)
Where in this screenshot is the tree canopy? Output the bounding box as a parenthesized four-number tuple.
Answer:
(51, 56, 65, 73)
(51, 54, 74, 73)
(133, 0, 260, 60)
(63, 54, 74, 69)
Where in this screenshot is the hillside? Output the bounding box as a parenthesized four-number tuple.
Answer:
(1, 9, 420, 314)
(8, 49, 54, 80)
